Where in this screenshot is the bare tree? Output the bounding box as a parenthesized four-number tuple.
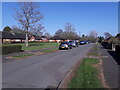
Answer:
(89, 30, 98, 38)
(11, 26, 26, 34)
(30, 24, 45, 36)
(63, 23, 78, 40)
(54, 29, 64, 39)
(88, 30, 98, 42)
(44, 32, 52, 39)
(14, 2, 43, 46)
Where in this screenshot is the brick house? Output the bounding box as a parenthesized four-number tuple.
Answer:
(0, 31, 32, 43)
(29, 35, 42, 41)
(0, 31, 16, 43)
(41, 36, 48, 42)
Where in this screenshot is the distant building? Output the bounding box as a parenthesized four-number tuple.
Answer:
(0, 31, 43, 44)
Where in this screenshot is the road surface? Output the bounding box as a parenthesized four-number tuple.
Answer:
(2, 43, 94, 88)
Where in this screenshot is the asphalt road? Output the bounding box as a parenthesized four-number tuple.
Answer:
(2, 43, 94, 88)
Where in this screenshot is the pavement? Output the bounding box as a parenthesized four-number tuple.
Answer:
(99, 45, 120, 88)
(2, 43, 94, 88)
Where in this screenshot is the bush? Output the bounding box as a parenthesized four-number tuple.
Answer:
(2, 45, 22, 54)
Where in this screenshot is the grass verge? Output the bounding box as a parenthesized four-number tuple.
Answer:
(12, 54, 34, 58)
(68, 58, 103, 88)
(87, 44, 99, 56)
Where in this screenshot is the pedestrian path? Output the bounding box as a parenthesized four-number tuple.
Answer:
(99, 45, 119, 88)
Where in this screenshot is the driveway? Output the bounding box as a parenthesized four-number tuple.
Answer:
(2, 43, 94, 88)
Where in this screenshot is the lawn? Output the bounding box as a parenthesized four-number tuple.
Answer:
(41, 48, 58, 53)
(68, 58, 103, 88)
(13, 54, 34, 58)
(3, 42, 59, 51)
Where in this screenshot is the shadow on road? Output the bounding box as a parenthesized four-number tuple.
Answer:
(107, 50, 120, 65)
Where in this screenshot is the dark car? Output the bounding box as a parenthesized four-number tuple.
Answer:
(84, 40, 89, 44)
(79, 41, 86, 45)
(59, 42, 72, 50)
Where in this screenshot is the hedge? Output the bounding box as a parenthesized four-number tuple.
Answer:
(2, 45, 22, 54)
(115, 45, 120, 54)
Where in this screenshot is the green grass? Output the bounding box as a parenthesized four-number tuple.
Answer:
(87, 44, 99, 56)
(68, 58, 103, 88)
(13, 54, 34, 58)
(22, 44, 58, 51)
(41, 48, 58, 53)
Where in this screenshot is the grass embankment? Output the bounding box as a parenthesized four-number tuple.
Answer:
(68, 43, 103, 88)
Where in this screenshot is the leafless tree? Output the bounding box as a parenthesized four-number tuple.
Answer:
(63, 23, 78, 40)
(44, 32, 52, 39)
(14, 2, 43, 46)
(89, 30, 98, 38)
(88, 30, 98, 42)
(54, 29, 64, 39)
(30, 24, 45, 36)
(11, 26, 25, 34)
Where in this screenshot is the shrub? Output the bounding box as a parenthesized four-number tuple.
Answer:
(2, 45, 22, 54)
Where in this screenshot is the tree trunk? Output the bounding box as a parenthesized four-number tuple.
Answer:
(25, 33, 29, 46)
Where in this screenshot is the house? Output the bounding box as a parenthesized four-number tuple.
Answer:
(41, 36, 48, 42)
(0, 31, 16, 43)
(29, 35, 42, 41)
(0, 31, 32, 43)
(49, 37, 64, 42)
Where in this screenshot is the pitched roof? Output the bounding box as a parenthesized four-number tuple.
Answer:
(0, 31, 32, 40)
(0, 31, 16, 39)
(33, 35, 42, 40)
(41, 36, 47, 38)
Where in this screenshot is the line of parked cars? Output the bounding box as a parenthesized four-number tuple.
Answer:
(59, 40, 89, 50)
(79, 40, 90, 45)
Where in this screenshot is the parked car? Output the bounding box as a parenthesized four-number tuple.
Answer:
(59, 42, 72, 50)
(69, 41, 77, 47)
(75, 41, 79, 47)
(79, 41, 86, 45)
(84, 40, 89, 44)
